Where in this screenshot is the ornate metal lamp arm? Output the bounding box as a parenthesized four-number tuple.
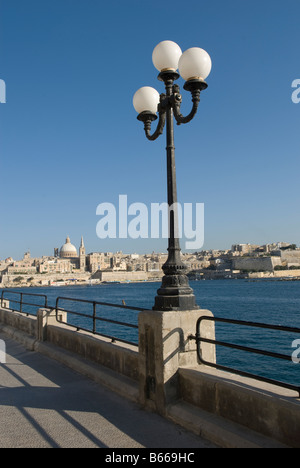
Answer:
(172, 87, 200, 125)
(137, 96, 167, 141)
(172, 81, 207, 126)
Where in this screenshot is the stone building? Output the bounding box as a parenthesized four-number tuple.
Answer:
(58, 236, 86, 271)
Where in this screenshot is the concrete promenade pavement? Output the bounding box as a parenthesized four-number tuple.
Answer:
(0, 332, 216, 449)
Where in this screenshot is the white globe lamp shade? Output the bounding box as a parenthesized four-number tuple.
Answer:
(179, 47, 212, 82)
(133, 87, 160, 114)
(152, 40, 182, 72)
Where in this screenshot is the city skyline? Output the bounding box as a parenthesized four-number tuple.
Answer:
(1, 1, 300, 259)
(0, 235, 297, 262)
(1, 236, 299, 289)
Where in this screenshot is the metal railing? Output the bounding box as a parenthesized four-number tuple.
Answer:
(3, 289, 299, 392)
(190, 316, 300, 397)
(1, 290, 48, 316)
(0, 290, 144, 347)
(54, 296, 143, 347)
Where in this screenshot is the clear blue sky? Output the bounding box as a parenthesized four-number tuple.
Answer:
(0, 0, 299, 259)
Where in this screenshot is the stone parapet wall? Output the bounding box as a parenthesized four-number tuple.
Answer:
(178, 367, 300, 448)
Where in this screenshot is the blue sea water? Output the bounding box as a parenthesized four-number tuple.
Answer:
(2, 279, 300, 389)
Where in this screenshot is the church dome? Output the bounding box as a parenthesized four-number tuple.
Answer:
(60, 236, 78, 258)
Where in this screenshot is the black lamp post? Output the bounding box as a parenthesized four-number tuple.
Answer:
(133, 41, 211, 311)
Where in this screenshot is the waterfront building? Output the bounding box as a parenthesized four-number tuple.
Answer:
(87, 252, 110, 273)
(231, 244, 260, 254)
(57, 236, 87, 272)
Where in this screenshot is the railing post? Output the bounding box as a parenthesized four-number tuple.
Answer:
(20, 293, 23, 314)
(37, 307, 67, 342)
(93, 302, 96, 334)
(0, 293, 9, 311)
(0, 300, 9, 309)
(138, 308, 216, 415)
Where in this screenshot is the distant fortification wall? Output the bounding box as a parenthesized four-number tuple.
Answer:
(280, 250, 300, 265)
(100, 271, 148, 282)
(232, 256, 282, 272)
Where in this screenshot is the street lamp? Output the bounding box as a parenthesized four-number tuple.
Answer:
(133, 40, 212, 311)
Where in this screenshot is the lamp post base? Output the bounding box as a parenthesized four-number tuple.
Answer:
(153, 273, 199, 311)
